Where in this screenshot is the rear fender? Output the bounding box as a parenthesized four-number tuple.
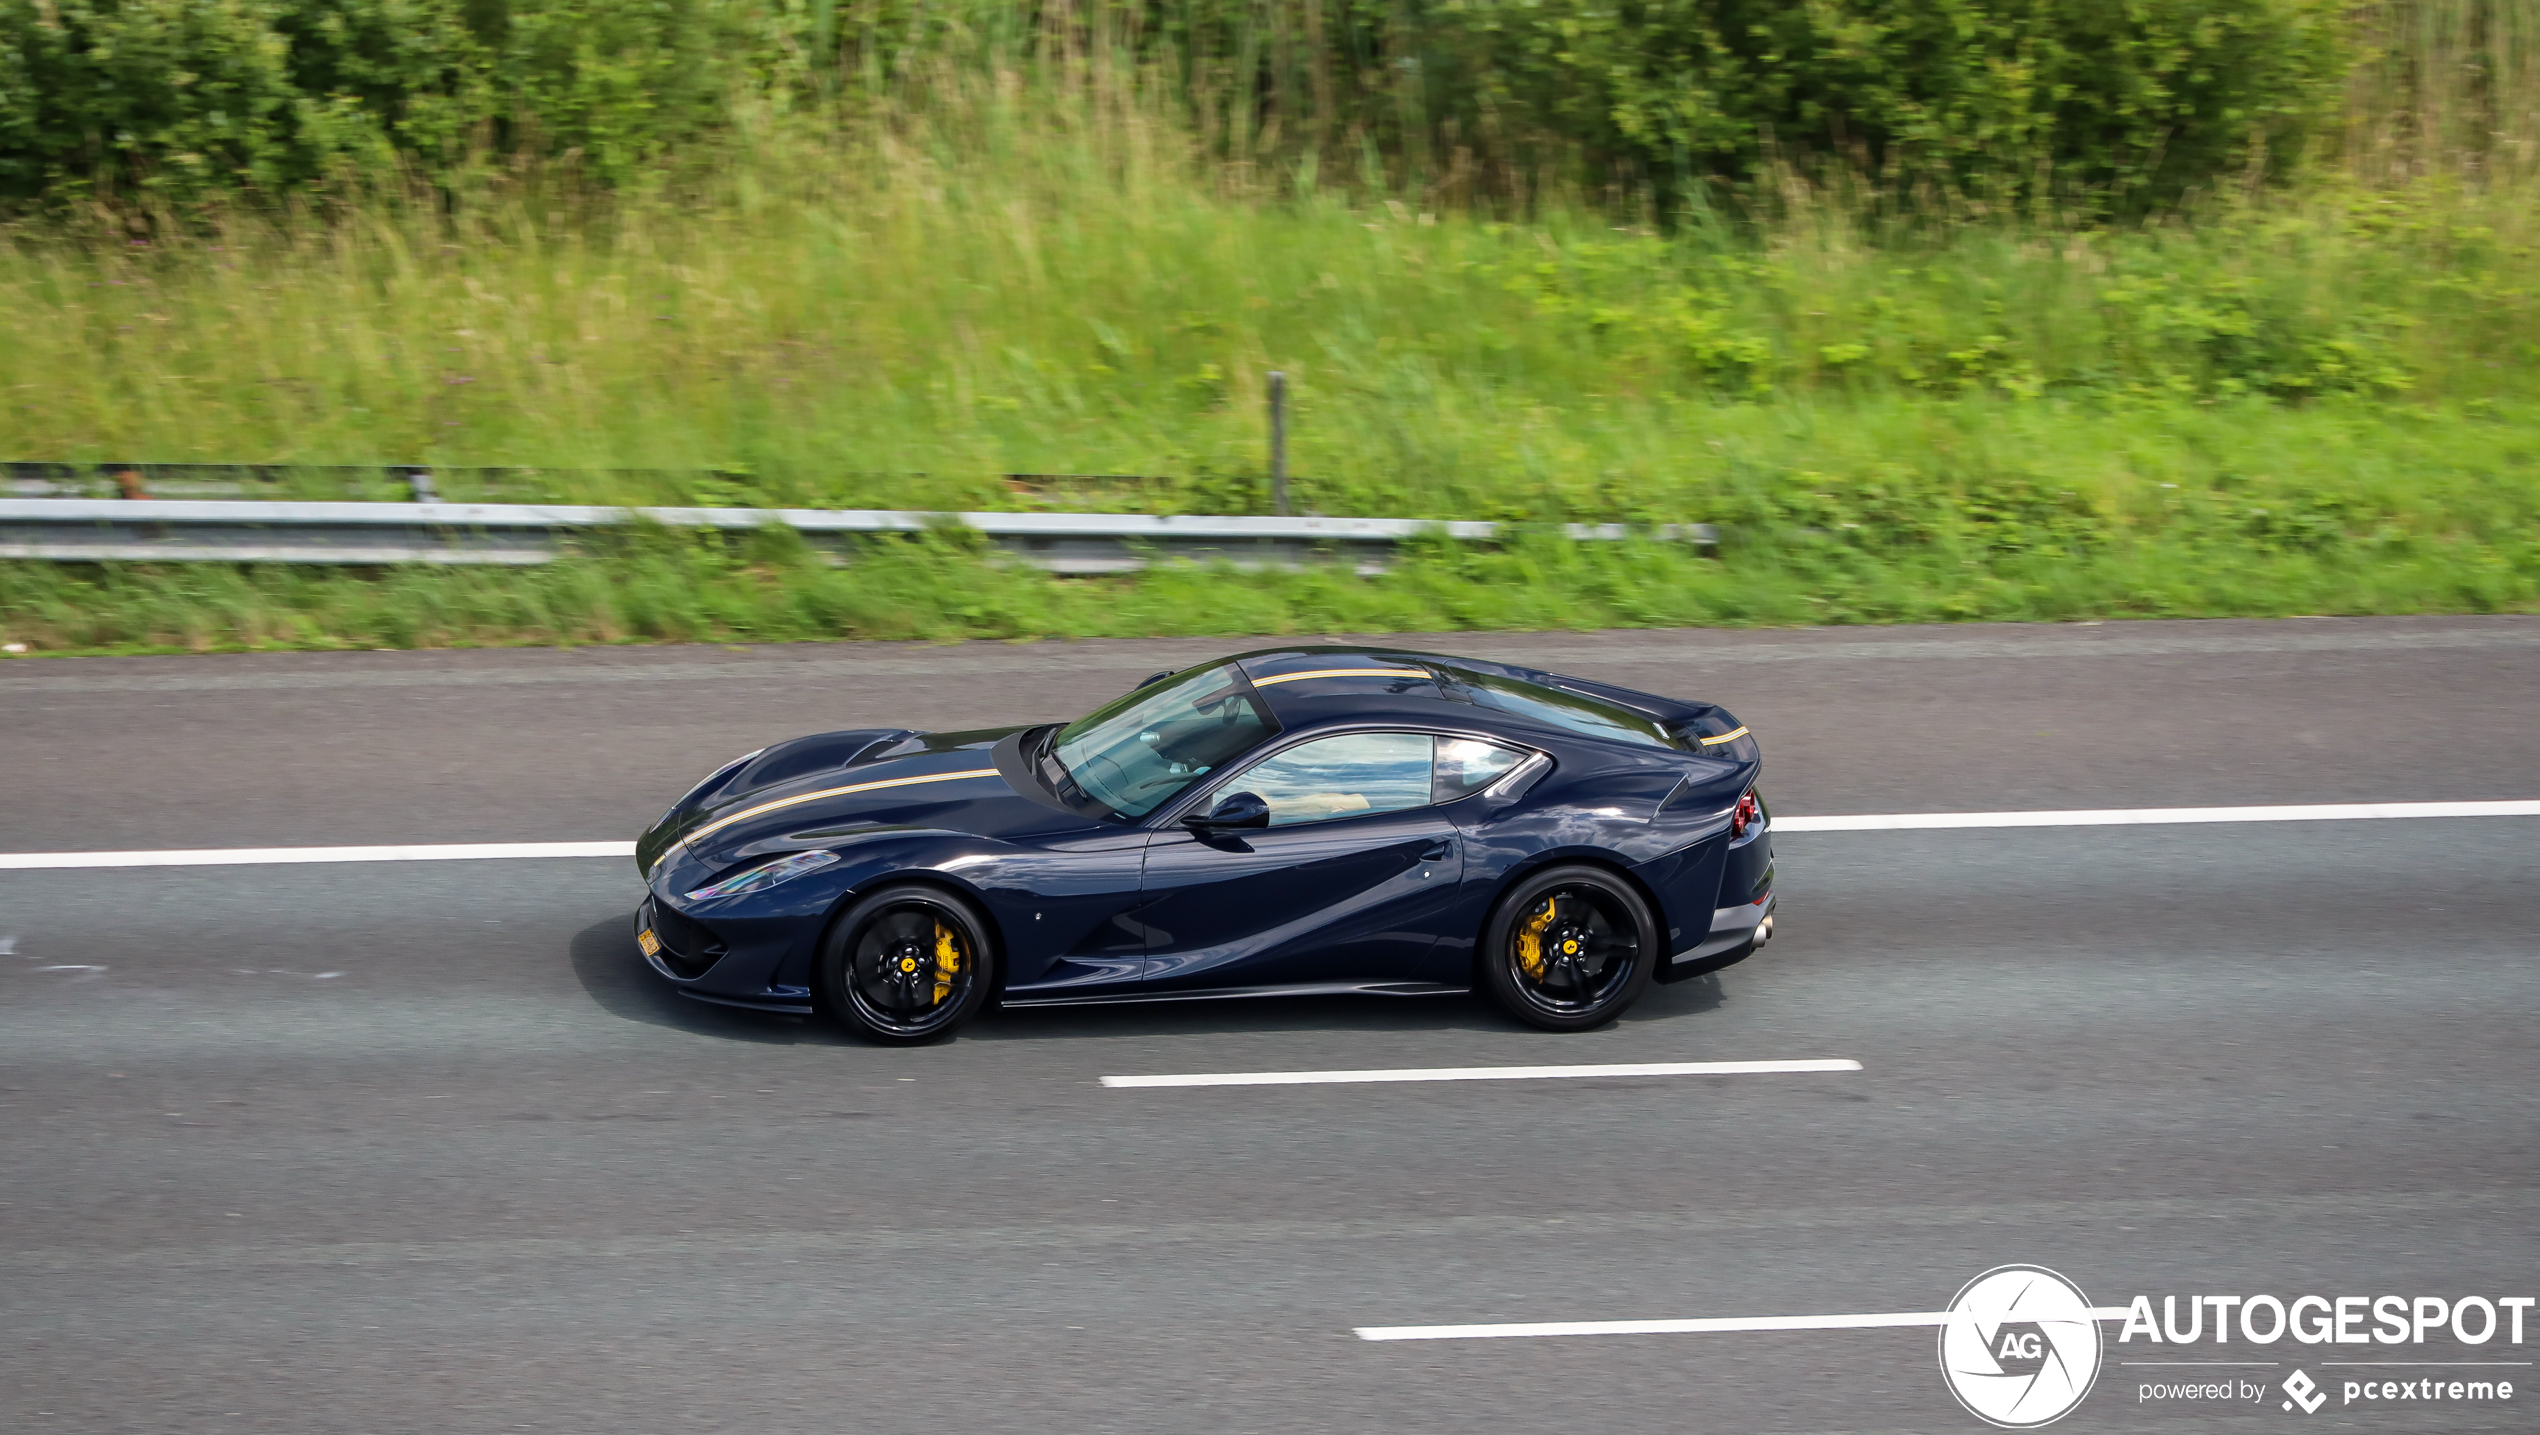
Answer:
(1448, 845, 1686, 989)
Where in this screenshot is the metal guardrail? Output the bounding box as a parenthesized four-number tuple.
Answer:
(0, 499, 1716, 573)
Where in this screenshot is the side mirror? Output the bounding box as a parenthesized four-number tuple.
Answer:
(1185, 791, 1270, 830)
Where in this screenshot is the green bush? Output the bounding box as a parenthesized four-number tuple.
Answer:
(0, 0, 761, 206)
(1458, 0, 2353, 212)
(0, 0, 2365, 211)
(485, 0, 751, 186)
(2, 0, 469, 205)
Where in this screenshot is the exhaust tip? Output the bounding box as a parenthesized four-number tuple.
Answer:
(1753, 915, 1774, 947)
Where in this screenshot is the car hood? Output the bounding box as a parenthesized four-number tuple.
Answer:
(637, 723, 1093, 877)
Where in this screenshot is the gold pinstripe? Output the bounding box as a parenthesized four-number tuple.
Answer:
(677, 767, 1003, 852)
(1696, 725, 1752, 746)
(1250, 667, 1430, 687)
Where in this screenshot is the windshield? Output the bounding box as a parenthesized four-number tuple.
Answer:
(1050, 664, 1278, 818)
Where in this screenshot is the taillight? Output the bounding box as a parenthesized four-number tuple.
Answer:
(1730, 789, 1762, 839)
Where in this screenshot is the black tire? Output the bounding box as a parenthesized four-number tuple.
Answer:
(816, 884, 996, 1045)
(1478, 865, 1657, 1032)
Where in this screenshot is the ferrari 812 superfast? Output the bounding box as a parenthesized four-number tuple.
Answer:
(634, 648, 1774, 1043)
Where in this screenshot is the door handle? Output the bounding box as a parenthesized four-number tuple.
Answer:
(1419, 839, 1455, 862)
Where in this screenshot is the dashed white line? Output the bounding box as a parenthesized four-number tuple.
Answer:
(1101, 1059, 1862, 1089)
(3, 799, 2534, 870)
(1776, 799, 2540, 832)
(1356, 1306, 2134, 1341)
(0, 841, 634, 871)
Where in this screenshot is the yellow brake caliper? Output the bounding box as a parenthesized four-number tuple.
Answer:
(932, 921, 963, 1005)
(1516, 898, 1556, 980)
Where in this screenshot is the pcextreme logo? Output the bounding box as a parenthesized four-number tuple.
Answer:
(2281, 1370, 2327, 1413)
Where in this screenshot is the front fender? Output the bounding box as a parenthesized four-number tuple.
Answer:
(657, 832, 1000, 1000)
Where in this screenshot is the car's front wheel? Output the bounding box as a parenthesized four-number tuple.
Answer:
(817, 884, 995, 1045)
(1478, 865, 1656, 1032)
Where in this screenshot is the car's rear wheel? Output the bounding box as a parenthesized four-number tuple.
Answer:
(1479, 865, 1656, 1031)
(817, 884, 994, 1045)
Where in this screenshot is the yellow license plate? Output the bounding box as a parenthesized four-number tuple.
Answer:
(636, 927, 661, 957)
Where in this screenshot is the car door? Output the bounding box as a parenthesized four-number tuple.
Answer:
(987, 824, 1165, 1000)
(1136, 731, 1468, 992)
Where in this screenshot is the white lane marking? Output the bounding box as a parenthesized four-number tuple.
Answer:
(7, 798, 2537, 870)
(1102, 1059, 1861, 1089)
(0, 841, 635, 871)
(1357, 1306, 2133, 1341)
(1777, 799, 2540, 833)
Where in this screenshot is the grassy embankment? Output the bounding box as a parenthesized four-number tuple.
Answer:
(3, 90, 2537, 653)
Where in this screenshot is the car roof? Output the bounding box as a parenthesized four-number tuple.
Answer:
(1233, 646, 1448, 717)
(1219, 645, 1704, 750)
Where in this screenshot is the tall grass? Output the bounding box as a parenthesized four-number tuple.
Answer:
(3, 10, 2538, 653)
(5, 77, 2535, 510)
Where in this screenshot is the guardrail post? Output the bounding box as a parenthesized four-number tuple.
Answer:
(1268, 371, 1288, 517)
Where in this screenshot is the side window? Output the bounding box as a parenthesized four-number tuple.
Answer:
(1434, 737, 1528, 802)
(1230, 732, 1435, 827)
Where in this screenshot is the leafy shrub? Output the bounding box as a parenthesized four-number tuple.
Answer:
(3, 0, 2363, 212)
(1456, 0, 2353, 212)
(0, 0, 753, 206)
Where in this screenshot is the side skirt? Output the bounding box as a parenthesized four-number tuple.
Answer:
(1001, 980, 1469, 1009)
(677, 987, 816, 1016)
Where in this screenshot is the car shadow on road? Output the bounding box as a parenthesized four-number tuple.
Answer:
(970, 968, 1727, 1043)
(566, 913, 852, 1047)
(567, 911, 1730, 1046)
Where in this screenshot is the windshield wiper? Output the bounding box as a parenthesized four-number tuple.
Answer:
(1036, 730, 1129, 821)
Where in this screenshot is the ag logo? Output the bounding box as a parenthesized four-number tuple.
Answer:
(1987, 1322, 2053, 1375)
(1938, 1265, 2105, 1428)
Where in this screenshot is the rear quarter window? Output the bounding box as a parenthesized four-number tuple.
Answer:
(1678, 713, 1759, 763)
(1437, 669, 1679, 751)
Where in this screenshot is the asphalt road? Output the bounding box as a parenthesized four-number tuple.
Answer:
(3, 616, 2537, 1434)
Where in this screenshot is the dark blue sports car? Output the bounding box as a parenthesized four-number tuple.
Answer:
(635, 647, 1774, 1043)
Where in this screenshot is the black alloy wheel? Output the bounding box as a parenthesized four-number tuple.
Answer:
(1479, 865, 1656, 1031)
(817, 884, 995, 1045)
